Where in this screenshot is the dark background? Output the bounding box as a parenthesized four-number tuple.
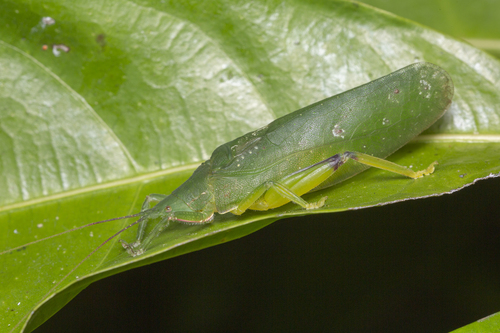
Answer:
(35, 176, 500, 333)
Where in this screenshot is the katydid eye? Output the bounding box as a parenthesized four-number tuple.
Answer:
(165, 206, 172, 212)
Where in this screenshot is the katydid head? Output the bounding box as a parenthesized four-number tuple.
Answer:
(145, 194, 187, 220)
(120, 191, 215, 257)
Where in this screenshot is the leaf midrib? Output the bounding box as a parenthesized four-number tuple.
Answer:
(1, 133, 499, 213)
(0, 162, 201, 213)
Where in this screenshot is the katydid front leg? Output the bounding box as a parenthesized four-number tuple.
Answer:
(136, 194, 169, 245)
(119, 193, 168, 256)
(120, 192, 215, 257)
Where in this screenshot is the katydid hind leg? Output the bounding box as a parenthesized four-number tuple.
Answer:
(235, 149, 436, 215)
(342, 152, 437, 179)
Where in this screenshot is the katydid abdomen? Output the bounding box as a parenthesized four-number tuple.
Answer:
(209, 62, 453, 213)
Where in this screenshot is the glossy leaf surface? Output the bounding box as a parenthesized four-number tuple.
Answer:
(358, 0, 500, 57)
(1, 1, 499, 332)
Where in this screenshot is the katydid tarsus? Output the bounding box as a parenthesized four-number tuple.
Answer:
(2, 62, 453, 329)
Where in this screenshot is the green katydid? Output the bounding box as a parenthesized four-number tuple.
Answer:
(3, 62, 453, 259)
(2, 62, 453, 331)
(117, 61, 453, 256)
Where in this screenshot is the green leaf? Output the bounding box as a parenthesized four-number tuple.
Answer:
(0, 0, 499, 332)
(451, 312, 500, 333)
(357, 0, 500, 57)
(358, 0, 500, 39)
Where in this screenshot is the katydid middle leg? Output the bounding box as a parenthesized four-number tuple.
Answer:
(232, 155, 343, 214)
